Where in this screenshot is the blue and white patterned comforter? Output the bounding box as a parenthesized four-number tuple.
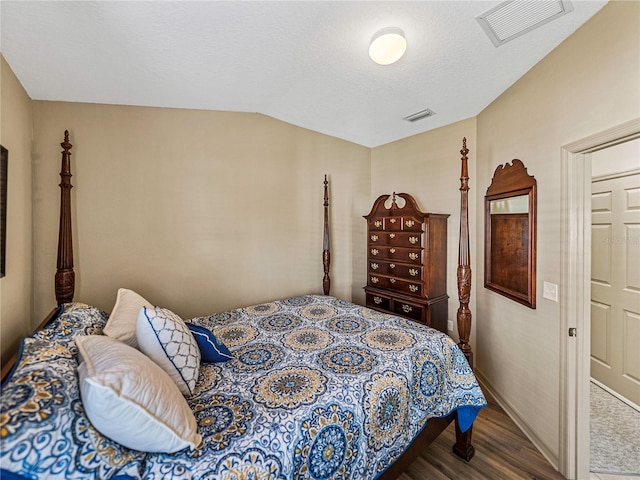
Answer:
(1, 295, 486, 479)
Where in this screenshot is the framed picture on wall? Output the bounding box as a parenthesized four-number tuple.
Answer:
(1, 145, 7, 277)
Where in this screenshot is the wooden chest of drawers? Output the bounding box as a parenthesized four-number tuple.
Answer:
(364, 193, 449, 334)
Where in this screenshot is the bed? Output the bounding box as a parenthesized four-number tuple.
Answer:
(0, 132, 486, 479)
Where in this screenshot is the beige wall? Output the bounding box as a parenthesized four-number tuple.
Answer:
(371, 118, 478, 342)
(592, 138, 639, 177)
(474, 0, 639, 468)
(31, 102, 370, 322)
(0, 56, 34, 366)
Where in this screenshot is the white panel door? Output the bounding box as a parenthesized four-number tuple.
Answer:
(591, 171, 640, 405)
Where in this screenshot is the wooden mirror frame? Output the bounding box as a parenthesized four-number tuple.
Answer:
(484, 159, 537, 308)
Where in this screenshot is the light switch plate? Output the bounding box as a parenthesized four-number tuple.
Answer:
(543, 281, 558, 302)
(448, 320, 454, 332)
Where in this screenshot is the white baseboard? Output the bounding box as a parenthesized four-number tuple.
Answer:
(474, 369, 560, 472)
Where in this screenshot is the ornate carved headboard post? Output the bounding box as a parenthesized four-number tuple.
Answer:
(451, 138, 477, 462)
(457, 138, 473, 368)
(55, 130, 75, 305)
(322, 175, 331, 295)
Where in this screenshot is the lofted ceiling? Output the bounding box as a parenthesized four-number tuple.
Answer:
(0, 1, 607, 147)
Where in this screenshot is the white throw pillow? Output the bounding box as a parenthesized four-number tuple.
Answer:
(137, 306, 201, 396)
(75, 335, 202, 453)
(103, 288, 153, 348)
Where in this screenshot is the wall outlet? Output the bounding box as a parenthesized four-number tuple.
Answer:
(543, 281, 558, 302)
(448, 320, 454, 332)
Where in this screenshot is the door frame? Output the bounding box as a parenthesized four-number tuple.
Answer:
(559, 118, 640, 479)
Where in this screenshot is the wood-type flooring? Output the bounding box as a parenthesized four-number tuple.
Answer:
(396, 388, 566, 480)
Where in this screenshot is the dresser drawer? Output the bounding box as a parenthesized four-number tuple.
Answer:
(368, 232, 422, 248)
(390, 263, 422, 280)
(368, 260, 386, 274)
(384, 217, 402, 231)
(368, 246, 423, 264)
(368, 217, 403, 231)
(369, 216, 424, 232)
(366, 292, 391, 311)
(390, 277, 423, 297)
(368, 260, 414, 276)
(368, 275, 423, 297)
(369, 218, 384, 230)
(369, 261, 421, 278)
(392, 299, 425, 322)
(402, 217, 423, 232)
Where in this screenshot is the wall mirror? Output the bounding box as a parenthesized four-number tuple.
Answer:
(484, 159, 537, 308)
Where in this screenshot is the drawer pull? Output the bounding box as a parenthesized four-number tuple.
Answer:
(389, 233, 396, 238)
(390, 248, 396, 254)
(409, 253, 419, 260)
(371, 263, 379, 270)
(371, 277, 379, 284)
(374, 220, 382, 228)
(389, 218, 397, 223)
(409, 236, 419, 244)
(390, 263, 396, 269)
(409, 285, 419, 292)
(373, 296, 383, 305)
(371, 234, 379, 242)
(405, 220, 415, 228)
(409, 268, 418, 276)
(371, 249, 379, 256)
(402, 304, 413, 313)
(389, 278, 396, 284)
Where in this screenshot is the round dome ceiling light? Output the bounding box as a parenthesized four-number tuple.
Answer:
(368, 27, 407, 65)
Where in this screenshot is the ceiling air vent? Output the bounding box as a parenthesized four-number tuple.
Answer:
(476, 0, 574, 47)
(403, 108, 436, 123)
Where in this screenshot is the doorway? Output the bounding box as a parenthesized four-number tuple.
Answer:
(559, 118, 640, 480)
(589, 140, 640, 476)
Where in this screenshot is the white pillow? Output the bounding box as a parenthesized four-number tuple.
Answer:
(136, 306, 201, 396)
(103, 288, 153, 348)
(75, 335, 202, 453)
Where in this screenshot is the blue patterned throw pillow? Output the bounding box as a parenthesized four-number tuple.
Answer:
(137, 306, 201, 396)
(186, 323, 233, 363)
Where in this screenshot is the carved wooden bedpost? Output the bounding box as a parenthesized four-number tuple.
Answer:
(55, 130, 75, 305)
(452, 137, 475, 462)
(456, 138, 473, 368)
(322, 175, 331, 295)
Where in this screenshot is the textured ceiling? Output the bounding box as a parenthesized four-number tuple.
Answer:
(0, 1, 607, 147)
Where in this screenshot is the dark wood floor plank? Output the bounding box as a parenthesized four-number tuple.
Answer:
(396, 388, 566, 480)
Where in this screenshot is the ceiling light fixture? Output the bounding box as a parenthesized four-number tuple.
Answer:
(368, 27, 407, 65)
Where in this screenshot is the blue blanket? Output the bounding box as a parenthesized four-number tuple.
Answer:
(1, 296, 486, 479)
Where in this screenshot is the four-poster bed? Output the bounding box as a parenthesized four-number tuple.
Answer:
(0, 132, 484, 479)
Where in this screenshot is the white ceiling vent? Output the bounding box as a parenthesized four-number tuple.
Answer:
(403, 108, 436, 123)
(476, 0, 574, 47)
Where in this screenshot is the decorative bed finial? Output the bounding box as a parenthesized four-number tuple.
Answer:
(61, 130, 72, 154)
(460, 137, 469, 191)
